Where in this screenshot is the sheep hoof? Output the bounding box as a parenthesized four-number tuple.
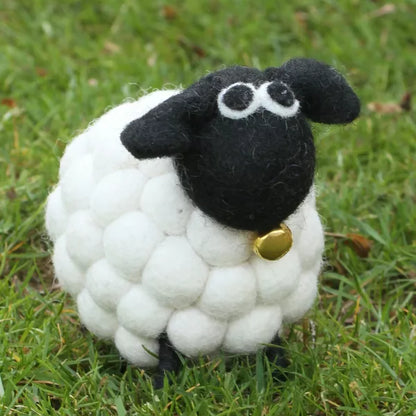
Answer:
(264, 334, 291, 382)
(153, 333, 181, 389)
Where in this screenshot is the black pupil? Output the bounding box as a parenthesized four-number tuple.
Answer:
(222, 85, 254, 111)
(267, 82, 294, 107)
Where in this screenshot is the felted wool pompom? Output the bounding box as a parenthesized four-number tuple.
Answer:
(59, 132, 90, 179)
(90, 168, 146, 226)
(142, 236, 209, 309)
(65, 210, 104, 270)
(251, 248, 302, 304)
(167, 307, 227, 357)
(103, 211, 164, 280)
(77, 289, 118, 338)
(139, 157, 173, 178)
(198, 264, 257, 320)
(45, 186, 68, 243)
(223, 305, 283, 353)
(85, 259, 133, 312)
(186, 210, 254, 267)
(60, 154, 95, 213)
(280, 265, 321, 323)
(52, 236, 84, 296)
(140, 173, 193, 235)
(114, 326, 159, 368)
(117, 285, 172, 338)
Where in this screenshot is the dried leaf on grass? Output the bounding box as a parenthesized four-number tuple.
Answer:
(36, 67, 48, 77)
(177, 37, 207, 58)
(368, 92, 412, 114)
(161, 5, 178, 20)
(6, 187, 17, 200)
(345, 233, 372, 258)
(369, 4, 396, 18)
(399, 92, 412, 111)
(103, 41, 120, 54)
(294, 11, 308, 30)
(326, 232, 372, 258)
(367, 102, 402, 114)
(191, 45, 206, 58)
(1, 98, 17, 108)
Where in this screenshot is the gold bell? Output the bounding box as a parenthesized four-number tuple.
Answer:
(253, 223, 293, 261)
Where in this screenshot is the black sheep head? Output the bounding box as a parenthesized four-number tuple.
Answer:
(121, 58, 360, 233)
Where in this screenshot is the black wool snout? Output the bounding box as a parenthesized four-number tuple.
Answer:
(175, 110, 315, 233)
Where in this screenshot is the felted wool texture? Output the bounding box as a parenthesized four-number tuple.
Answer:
(265, 58, 361, 124)
(142, 236, 209, 309)
(85, 259, 133, 312)
(46, 89, 325, 368)
(198, 264, 257, 320)
(223, 305, 283, 353)
(140, 173, 193, 235)
(121, 63, 359, 233)
(116, 285, 172, 338)
(90, 168, 146, 227)
(52, 236, 84, 296)
(167, 307, 227, 357)
(103, 211, 164, 280)
(114, 326, 159, 368)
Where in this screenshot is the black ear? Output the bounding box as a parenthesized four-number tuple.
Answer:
(265, 58, 360, 124)
(121, 93, 192, 159)
(121, 76, 219, 159)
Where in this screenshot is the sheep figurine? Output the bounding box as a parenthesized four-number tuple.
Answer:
(45, 58, 360, 386)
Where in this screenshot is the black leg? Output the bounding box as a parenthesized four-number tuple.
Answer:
(119, 359, 128, 373)
(264, 333, 290, 381)
(153, 333, 181, 389)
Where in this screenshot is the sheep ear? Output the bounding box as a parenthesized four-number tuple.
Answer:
(121, 78, 219, 159)
(265, 58, 360, 124)
(120, 93, 193, 159)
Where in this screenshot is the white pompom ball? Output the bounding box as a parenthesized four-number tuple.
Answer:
(187, 210, 254, 267)
(45, 186, 68, 242)
(199, 264, 256, 320)
(140, 157, 173, 178)
(117, 285, 172, 338)
(92, 132, 139, 180)
(77, 289, 118, 338)
(52, 236, 84, 296)
(115, 326, 159, 367)
(167, 308, 227, 357)
(224, 305, 282, 353)
(103, 211, 163, 280)
(280, 270, 319, 323)
(65, 210, 104, 270)
(141, 173, 193, 235)
(251, 248, 301, 303)
(295, 207, 324, 269)
(85, 259, 133, 312)
(59, 133, 90, 179)
(90, 169, 146, 226)
(61, 154, 95, 213)
(86, 101, 141, 151)
(142, 236, 209, 309)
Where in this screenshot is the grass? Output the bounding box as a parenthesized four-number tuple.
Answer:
(1, 0, 415, 414)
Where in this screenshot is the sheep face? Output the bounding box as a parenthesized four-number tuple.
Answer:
(174, 77, 315, 234)
(121, 59, 360, 232)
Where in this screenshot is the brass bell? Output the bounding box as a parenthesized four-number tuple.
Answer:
(253, 223, 293, 261)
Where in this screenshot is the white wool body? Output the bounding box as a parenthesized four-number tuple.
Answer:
(45, 90, 324, 367)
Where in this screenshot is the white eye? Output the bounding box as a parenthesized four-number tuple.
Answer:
(217, 83, 259, 119)
(257, 81, 299, 118)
